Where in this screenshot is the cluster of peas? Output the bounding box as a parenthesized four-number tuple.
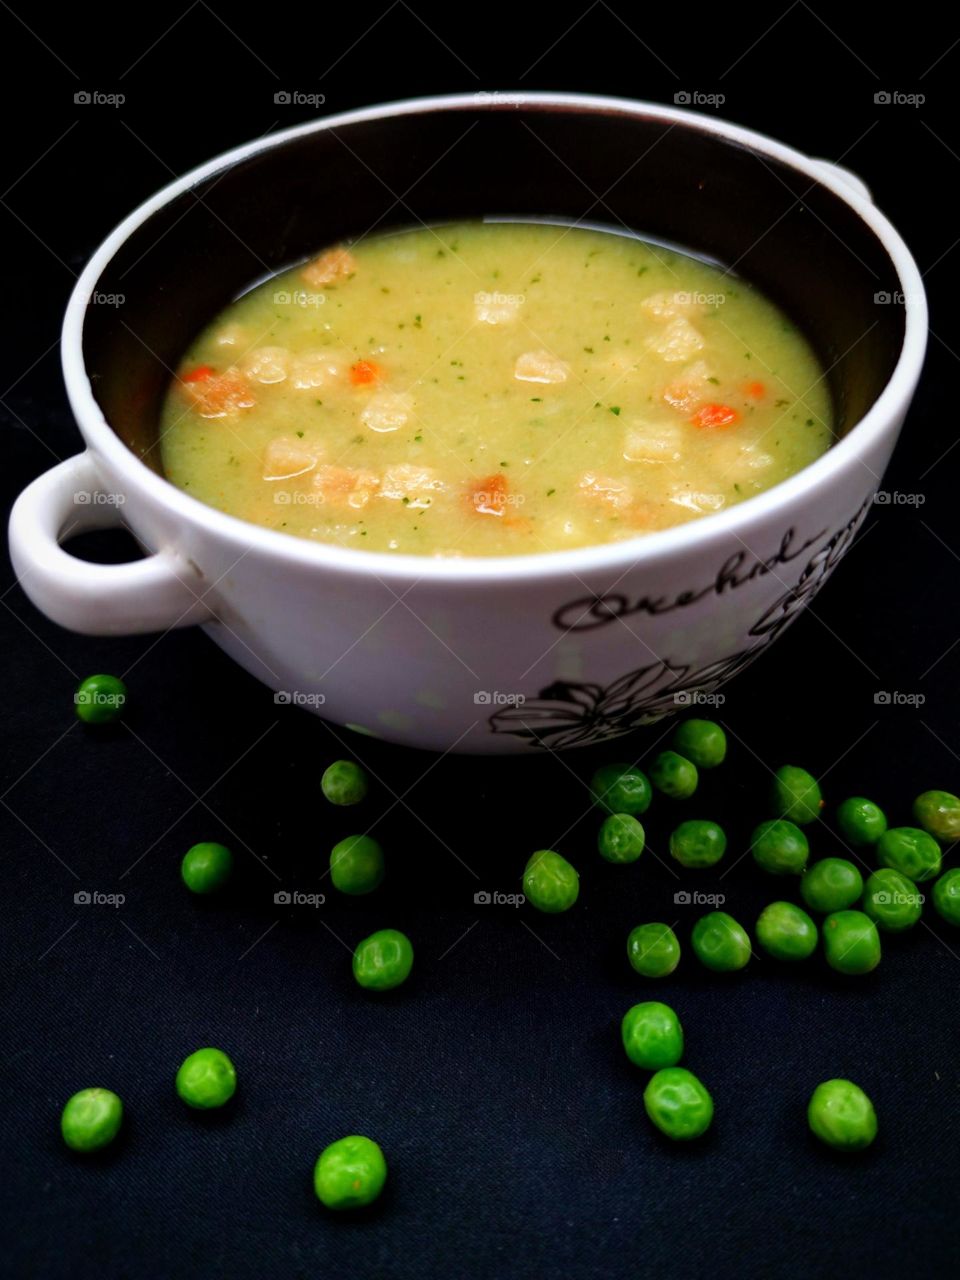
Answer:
(518, 718, 960, 1150)
(68, 678, 960, 1179)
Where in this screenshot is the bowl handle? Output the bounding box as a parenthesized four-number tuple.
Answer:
(8, 452, 215, 635)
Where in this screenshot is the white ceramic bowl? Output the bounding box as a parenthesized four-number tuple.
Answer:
(9, 93, 927, 753)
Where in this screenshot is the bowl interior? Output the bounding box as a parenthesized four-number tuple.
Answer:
(82, 100, 906, 472)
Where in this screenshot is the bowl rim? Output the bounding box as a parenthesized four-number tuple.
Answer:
(62, 91, 928, 584)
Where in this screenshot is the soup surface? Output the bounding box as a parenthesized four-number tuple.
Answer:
(160, 221, 832, 556)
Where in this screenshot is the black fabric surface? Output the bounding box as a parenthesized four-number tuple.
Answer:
(2, 6, 959, 1277)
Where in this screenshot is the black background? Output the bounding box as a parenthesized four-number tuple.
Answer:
(2, 4, 959, 1278)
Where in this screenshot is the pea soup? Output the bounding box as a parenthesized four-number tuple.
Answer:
(159, 221, 832, 557)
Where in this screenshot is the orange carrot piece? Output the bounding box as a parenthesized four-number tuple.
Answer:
(350, 360, 381, 386)
(181, 364, 215, 383)
(471, 473, 509, 517)
(690, 403, 740, 429)
(742, 380, 766, 400)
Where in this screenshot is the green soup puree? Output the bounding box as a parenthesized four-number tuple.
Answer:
(159, 221, 832, 556)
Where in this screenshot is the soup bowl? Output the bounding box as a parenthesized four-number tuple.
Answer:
(9, 93, 926, 753)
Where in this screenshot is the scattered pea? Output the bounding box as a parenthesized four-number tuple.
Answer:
(321, 760, 369, 807)
(671, 718, 726, 769)
(822, 910, 881, 975)
(180, 842, 233, 895)
(876, 826, 942, 882)
(756, 901, 818, 961)
(807, 1079, 877, 1151)
(771, 764, 823, 825)
(800, 858, 863, 913)
(621, 1001, 684, 1070)
(862, 868, 923, 932)
(61, 1087, 123, 1153)
(643, 1067, 714, 1141)
(330, 835, 384, 895)
(691, 911, 751, 972)
(836, 796, 887, 846)
(590, 763, 652, 816)
(649, 750, 698, 799)
(669, 819, 726, 868)
(523, 849, 579, 913)
(627, 923, 681, 977)
(751, 819, 809, 876)
(913, 790, 960, 844)
(932, 868, 960, 926)
(353, 929, 414, 991)
(175, 1047, 237, 1109)
(314, 1135, 387, 1209)
(74, 674, 127, 725)
(597, 813, 645, 864)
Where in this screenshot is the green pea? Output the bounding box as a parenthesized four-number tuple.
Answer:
(671, 718, 726, 769)
(74, 674, 127, 725)
(807, 1079, 877, 1151)
(751, 819, 809, 876)
(932, 868, 960, 926)
(876, 826, 942, 882)
(61, 1087, 123, 1153)
(691, 911, 751, 972)
(597, 813, 645, 864)
(800, 858, 863, 913)
(621, 1001, 684, 1070)
(649, 750, 698, 799)
(822, 910, 881, 975)
(181, 842, 233, 895)
(669, 819, 726, 868)
(522, 849, 579, 913)
(627, 923, 681, 978)
(321, 760, 368, 806)
(771, 764, 823, 825)
(836, 796, 887, 847)
(175, 1047, 237, 1109)
(314, 1135, 387, 1210)
(643, 1067, 713, 1141)
(862, 868, 923, 933)
(591, 763, 652, 816)
(755, 901, 818, 961)
(353, 929, 414, 991)
(913, 790, 960, 844)
(330, 835, 384, 895)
